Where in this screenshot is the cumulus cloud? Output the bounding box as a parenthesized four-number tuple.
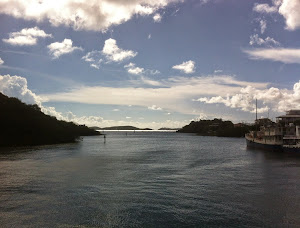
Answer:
(0, 0, 181, 31)
(196, 94, 269, 113)
(124, 62, 144, 75)
(82, 50, 103, 69)
(0, 58, 3, 65)
(172, 60, 195, 74)
(2, 27, 52, 46)
(48, 39, 83, 59)
(124, 62, 160, 76)
(102, 38, 137, 62)
(249, 34, 280, 46)
(0, 74, 42, 105)
(196, 82, 300, 113)
(253, 3, 278, 14)
(153, 13, 162, 22)
(279, 0, 300, 30)
(244, 48, 300, 64)
(148, 105, 162, 111)
(253, 0, 300, 31)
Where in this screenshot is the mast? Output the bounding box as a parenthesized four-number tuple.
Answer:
(256, 99, 258, 121)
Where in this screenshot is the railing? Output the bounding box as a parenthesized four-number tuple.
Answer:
(283, 135, 300, 139)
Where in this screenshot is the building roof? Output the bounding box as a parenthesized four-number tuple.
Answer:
(277, 115, 300, 118)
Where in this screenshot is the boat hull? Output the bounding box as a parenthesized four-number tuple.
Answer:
(246, 138, 282, 152)
(282, 146, 300, 153)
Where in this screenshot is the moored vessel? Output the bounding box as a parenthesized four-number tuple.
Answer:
(245, 110, 300, 153)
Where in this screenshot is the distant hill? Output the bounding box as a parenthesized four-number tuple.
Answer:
(91, 126, 152, 130)
(177, 118, 251, 137)
(0, 93, 100, 147)
(158, 127, 180, 130)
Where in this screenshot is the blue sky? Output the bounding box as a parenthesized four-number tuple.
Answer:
(1, 0, 300, 129)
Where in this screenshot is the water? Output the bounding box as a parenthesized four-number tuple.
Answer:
(0, 131, 300, 227)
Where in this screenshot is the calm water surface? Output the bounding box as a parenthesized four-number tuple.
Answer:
(0, 131, 300, 227)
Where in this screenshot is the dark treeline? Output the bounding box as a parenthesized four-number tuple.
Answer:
(0, 93, 100, 147)
(177, 118, 254, 137)
(92, 126, 152, 130)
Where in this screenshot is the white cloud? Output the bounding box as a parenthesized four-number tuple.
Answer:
(172, 60, 195, 74)
(249, 34, 280, 46)
(82, 50, 103, 69)
(148, 34, 152, 39)
(192, 112, 208, 121)
(171, 8, 180, 16)
(126, 116, 131, 119)
(102, 38, 137, 62)
(147, 69, 160, 75)
(82, 50, 101, 62)
(124, 62, 144, 75)
(0, 74, 42, 105)
(260, 20, 267, 34)
(41, 75, 269, 116)
(90, 63, 100, 69)
(128, 67, 144, 75)
(2, 27, 52, 46)
(253, 3, 278, 14)
(139, 76, 162, 86)
(0, 58, 4, 65)
(124, 62, 160, 76)
(214, 69, 223, 74)
(273, 0, 283, 7)
(48, 39, 83, 59)
(148, 105, 162, 111)
(196, 82, 300, 113)
(253, 0, 300, 31)
(244, 48, 300, 64)
(197, 94, 269, 113)
(0, 0, 180, 31)
(279, 0, 300, 30)
(153, 13, 162, 22)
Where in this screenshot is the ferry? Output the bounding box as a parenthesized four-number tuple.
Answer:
(245, 110, 300, 153)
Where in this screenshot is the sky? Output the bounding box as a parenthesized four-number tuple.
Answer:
(1, 0, 300, 129)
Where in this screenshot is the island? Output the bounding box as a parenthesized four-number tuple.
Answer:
(0, 93, 101, 147)
(91, 126, 153, 130)
(158, 127, 180, 130)
(177, 118, 251, 137)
